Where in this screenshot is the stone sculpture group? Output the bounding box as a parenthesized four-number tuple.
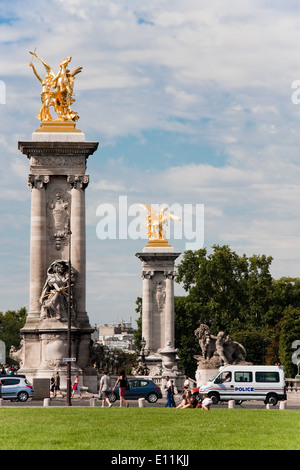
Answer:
(194, 323, 246, 367)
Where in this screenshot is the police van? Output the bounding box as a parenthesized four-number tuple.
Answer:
(193, 365, 286, 406)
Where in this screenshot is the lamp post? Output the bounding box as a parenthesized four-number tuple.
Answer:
(66, 219, 72, 406)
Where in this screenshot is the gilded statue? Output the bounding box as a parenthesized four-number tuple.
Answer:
(140, 204, 180, 241)
(29, 50, 82, 122)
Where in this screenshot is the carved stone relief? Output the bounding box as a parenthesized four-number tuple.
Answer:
(47, 189, 70, 250)
(153, 274, 166, 314)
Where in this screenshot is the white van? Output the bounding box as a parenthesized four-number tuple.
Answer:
(193, 365, 286, 406)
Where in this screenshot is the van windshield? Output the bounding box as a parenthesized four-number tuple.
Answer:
(214, 371, 232, 384)
(210, 371, 221, 382)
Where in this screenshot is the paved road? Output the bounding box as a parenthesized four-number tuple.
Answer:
(1, 394, 299, 409)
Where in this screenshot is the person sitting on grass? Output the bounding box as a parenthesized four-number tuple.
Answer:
(201, 394, 213, 410)
(176, 390, 196, 408)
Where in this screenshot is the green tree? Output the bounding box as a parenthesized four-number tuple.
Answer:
(0, 307, 27, 364)
(176, 245, 274, 334)
(133, 297, 142, 351)
(174, 245, 284, 373)
(174, 296, 200, 377)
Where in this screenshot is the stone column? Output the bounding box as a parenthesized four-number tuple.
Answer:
(164, 271, 176, 349)
(68, 175, 89, 327)
(27, 174, 49, 323)
(141, 271, 154, 351)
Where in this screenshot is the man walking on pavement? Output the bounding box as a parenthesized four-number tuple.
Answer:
(99, 369, 112, 407)
(165, 375, 172, 407)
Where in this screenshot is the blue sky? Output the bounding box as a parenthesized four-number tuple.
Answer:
(1, 0, 300, 326)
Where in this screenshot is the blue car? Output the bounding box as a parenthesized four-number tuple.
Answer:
(0, 374, 34, 402)
(109, 378, 162, 403)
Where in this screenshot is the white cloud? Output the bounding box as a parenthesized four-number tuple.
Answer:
(1, 0, 300, 323)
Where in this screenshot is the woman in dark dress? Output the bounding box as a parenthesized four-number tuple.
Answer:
(113, 369, 129, 407)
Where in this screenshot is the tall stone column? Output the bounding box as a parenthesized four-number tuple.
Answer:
(17, 132, 99, 392)
(68, 175, 89, 327)
(141, 271, 154, 351)
(164, 271, 176, 349)
(27, 175, 49, 323)
(136, 246, 180, 375)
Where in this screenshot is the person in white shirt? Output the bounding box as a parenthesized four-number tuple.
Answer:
(201, 394, 213, 410)
(100, 370, 112, 407)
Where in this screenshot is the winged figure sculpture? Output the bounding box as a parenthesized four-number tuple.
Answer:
(140, 204, 181, 240)
(29, 50, 82, 122)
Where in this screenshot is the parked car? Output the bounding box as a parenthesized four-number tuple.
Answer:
(108, 378, 162, 403)
(0, 374, 34, 402)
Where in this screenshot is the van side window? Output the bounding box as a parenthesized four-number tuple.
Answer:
(234, 372, 252, 382)
(256, 372, 279, 382)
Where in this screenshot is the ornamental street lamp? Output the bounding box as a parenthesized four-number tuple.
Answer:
(66, 219, 72, 407)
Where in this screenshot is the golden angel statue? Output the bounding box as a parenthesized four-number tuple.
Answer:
(140, 204, 181, 241)
(29, 50, 82, 122)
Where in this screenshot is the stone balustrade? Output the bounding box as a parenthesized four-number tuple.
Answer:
(285, 378, 300, 392)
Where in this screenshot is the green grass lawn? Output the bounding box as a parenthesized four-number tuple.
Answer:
(0, 407, 299, 450)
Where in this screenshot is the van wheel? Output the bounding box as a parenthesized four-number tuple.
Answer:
(208, 392, 219, 405)
(266, 394, 278, 406)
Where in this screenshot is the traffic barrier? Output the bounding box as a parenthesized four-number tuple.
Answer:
(138, 398, 146, 407)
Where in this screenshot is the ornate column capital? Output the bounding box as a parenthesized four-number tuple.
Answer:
(67, 174, 89, 189)
(164, 270, 176, 280)
(28, 174, 50, 189)
(141, 271, 155, 280)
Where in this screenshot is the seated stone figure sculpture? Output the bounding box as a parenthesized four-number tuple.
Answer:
(40, 260, 76, 322)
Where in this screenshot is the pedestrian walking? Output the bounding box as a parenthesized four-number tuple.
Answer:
(164, 376, 172, 407)
(72, 374, 82, 398)
(170, 379, 176, 407)
(113, 369, 129, 407)
(50, 374, 55, 398)
(99, 369, 112, 407)
(54, 371, 63, 397)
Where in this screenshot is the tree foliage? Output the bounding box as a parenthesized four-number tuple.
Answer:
(174, 245, 300, 377)
(0, 308, 27, 364)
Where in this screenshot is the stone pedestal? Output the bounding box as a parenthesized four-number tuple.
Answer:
(195, 366, 219, 388)
(136, 243, 181, 376)
(16, 129, 99, 392)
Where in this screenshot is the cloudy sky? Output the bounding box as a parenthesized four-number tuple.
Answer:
(1, 0, 300, 327)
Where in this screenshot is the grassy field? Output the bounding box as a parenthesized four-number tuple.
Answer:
(0, 407, 299, 450)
